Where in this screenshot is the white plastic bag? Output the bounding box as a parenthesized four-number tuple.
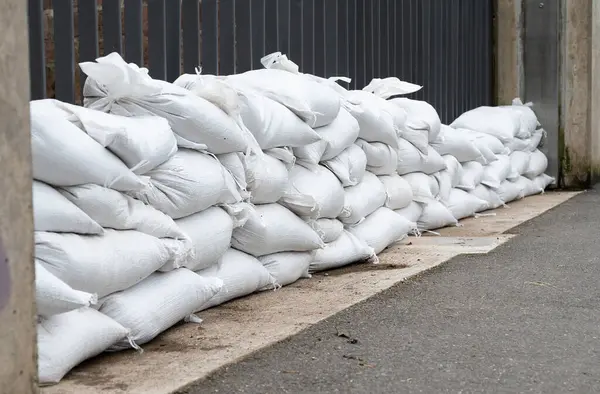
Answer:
(435, 155, 464, 203)
(197, 248, 275, 309)
(280, 165, 345, 219)
(35, 230, 176, 298)
(81, 53, 255, 154)
(56, 101, 178, 174)
(37, 308, 130, 385)
(30, 100, 146, 192)
(514, 176, 543, 197)
(310, 230, 375, 272)
(99, 269, 223, 349)
(33, 181, 103, 235)
(232, 203, 324, 256)
(458, 161, 485, 191)
(394, 201, 424, 223)
(129, 149, 243, 219)
(450, 106, 521, 143)
(338, 172, 387, 225)
(397, 140, 446, 175)
(533, 173, 555, 190)
(345, 91, 400, 149)
(259, 252, 312, 287)
(481, 154, 512, 188)
(35, 261, 97, 318)
(323, 144, 368, 187)
(470, 184, 505, 209)
(458, 128, 507, 155)
(355, 139, 398, 176)
(445, 188, 489, 219)
(431, 125, 485, 163)
(294, 108, 360, 164)
(402, 172, 439, 202)
(523, 149, 548, 179)
(218, 152, 247, 192)
(307, 218, 344, 243)
(348, 207, 416, 254)
(509, 150, 531, 179)
(175, 207, 236, 271)
(378, 174, 414, 210)
(494, 180, 525, 203)
(245, 152, 289, 204)
(418, 200, 458, 230)
(390, 97, 442, 143)
(502, 98, 538, 139)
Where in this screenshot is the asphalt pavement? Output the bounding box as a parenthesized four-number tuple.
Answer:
(179, 189, 600, 394)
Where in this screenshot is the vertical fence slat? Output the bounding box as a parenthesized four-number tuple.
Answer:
(414, 0, 424, 100)
(78, 0, 100, 98)
(265, 0, 278, 54)
(324, 0, 337, 77)
(314, 0, 325, 76)
(236, 0, 252, 73)
(165, 0, 181, 81)
(290, 0, 303, 67)
(301, 0, 315, 74)
(28, 0, 46, 99)
(102, 0, 123, 54)
(380, 0, 389, 77)
(54, 0, 75, 103)
(124, 0, 143, 66)
(347, 0, 357, 88)
(374, 0, 381, 78)
(355, 0, 366, 88)
(337, 0, 348, 78)
(485, 0, 493, 105)
(219, 0, 236, 75)
(182, 0, 201, 73)
(278, 0, 290, 54)
(201, 0, 218, 74)
(364, 0, 373, 84)
(251, 0, 266, 69)
(147, 0, 167, 79)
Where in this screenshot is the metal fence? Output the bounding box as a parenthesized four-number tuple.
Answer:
(28, 0, 494, 123)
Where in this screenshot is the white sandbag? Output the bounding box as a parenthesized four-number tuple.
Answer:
(345, 91, 400, 149)
(435, 155, 464, 203)
(281, 165, 345, 219)
(533, 173, 555, 190)
(308, 218, 344, 243)
(470, 184, 505, 209)
(33, 181, 103, 235)
(323, 144, 367, 187)
(481, 154, 512, 188)
(197, 249, 275, 309)
(245, 152, 289, 204)
(310, 230, 375, 272)
(402, 172, 439, 202)
(259, 252, 312, 287)
(458, 161, 485, 191)
(458, 128, 507, 155)
(348, 207, 416, 254)
(217, 152, 247, 192)
(445, 189, 489, 220)
(294, 108, 360, 165)
(502, 99, 538, 139)
(81, 53, 255, 154)
(509, 150, 531, 179)
(36, 229, 176, 298)
(450, 106, 522, 143)
(35, 261, 97, 318)
(228, 68, 341, 128)
(355, 139, 398, 176)
(55, 101, 177, 174)
(390, 97, 442, 143)
(504, 137, 530, 153)
(60, 184, 186, 240)
(397, 142, 446, 175)
(526, 129, 545, 152)
(339, 172, 387, 225)
(394, 201, 424, 223)
(175, 207, 236, 271)
(418, 200, 458, 230)
(100, 269, 223, 349)
(129, 149, 243, 219)
(378, 174, 413, 210)
(232, 203, 324, 256)
(237, 91, 322, 149)
(431, 125, 485, 163)
(523, 149, 548, 179)
(38, 308, 130, 385)
(513, 176, 543, 197)
(494, 180, 525, 203)
(30, 100, 146, 192)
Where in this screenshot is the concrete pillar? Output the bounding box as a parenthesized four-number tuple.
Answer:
(0, 0, 37, 393)
(495, 0, 524, 105)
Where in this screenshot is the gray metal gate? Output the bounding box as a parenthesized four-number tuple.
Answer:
(28, 0, 494, 124)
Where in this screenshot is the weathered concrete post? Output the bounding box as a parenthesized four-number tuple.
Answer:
(495, 0, 524, 105)
(0, 0, 37, 393)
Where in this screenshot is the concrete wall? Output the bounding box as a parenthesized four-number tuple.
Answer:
(0, 0, 37, 393)
(495, 0, 524, 105)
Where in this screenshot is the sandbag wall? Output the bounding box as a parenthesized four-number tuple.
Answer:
(33, 52, 553, 385)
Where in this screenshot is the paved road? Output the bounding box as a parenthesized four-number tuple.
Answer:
(180, 190, 600, 394)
